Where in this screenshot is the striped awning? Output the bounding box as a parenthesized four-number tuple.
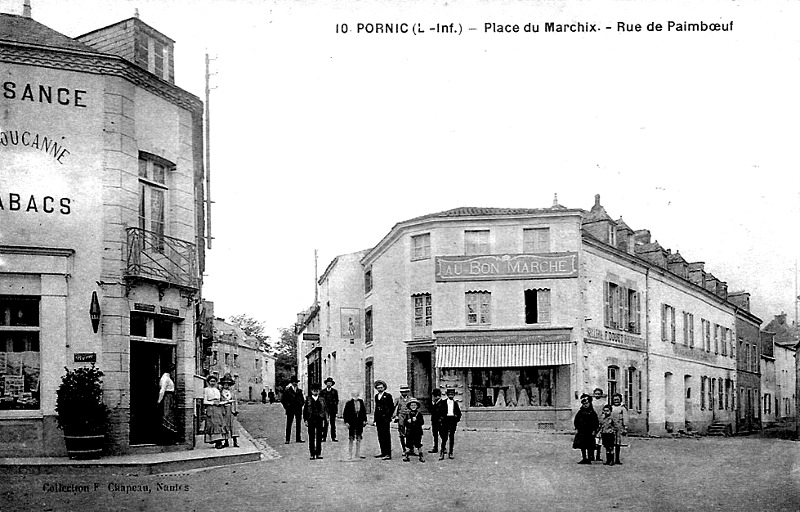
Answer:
(436, 342, 572, 368)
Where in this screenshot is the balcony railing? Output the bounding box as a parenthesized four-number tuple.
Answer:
(125, 227, 199, 290)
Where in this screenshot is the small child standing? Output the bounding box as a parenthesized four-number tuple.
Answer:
(402, 398, 425, 463)
(597, 404, 618, 466)
(220, 373, 239, 448)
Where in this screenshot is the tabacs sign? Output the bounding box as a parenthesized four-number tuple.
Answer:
(435, 253, 578, 282)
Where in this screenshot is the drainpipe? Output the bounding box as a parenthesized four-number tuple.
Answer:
(644, 267, 651, 436)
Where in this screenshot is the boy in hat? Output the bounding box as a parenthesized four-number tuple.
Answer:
(428, 388, 442, 454)
(320, 377, 339, 442)
(392, 384, 414, 455)
(373, 380, 394, 459)
(402, 398, 425, 462)
(435, 387, 462, 460)
(303, 383, 328, 460)
(220, 373, 239, 448)
(281, 376, 304, 444)
(342, 389, 368, 460)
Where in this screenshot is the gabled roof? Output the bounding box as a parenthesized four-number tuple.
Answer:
(582, 195, 614, 224)
(0, 13, 101, 53)
(615, 217, 633, 233)
(667, 250, 687, 264)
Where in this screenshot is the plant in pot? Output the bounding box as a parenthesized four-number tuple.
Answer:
(55, 364, 110, 459)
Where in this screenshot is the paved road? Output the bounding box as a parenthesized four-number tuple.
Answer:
(3, 402, 799, 512)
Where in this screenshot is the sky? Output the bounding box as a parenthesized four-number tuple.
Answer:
(4, 0, 799, 341)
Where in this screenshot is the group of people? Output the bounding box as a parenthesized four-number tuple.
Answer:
(281, 377, 462, 462)
(202, 373, 240, 449)
(573, 388, 628, 466)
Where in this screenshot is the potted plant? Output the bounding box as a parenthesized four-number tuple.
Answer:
(55, 364, 110, 459)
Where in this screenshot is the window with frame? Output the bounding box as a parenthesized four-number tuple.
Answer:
(364, 268, 373, 294)
(466, 291, 491, 325)
(725, 379, 731, 410)
(524, 289, 551, 324)
(412, 294, 432, 339)
(683, 312, 695, 347)
(745, 343, 750, 372)
(523, 228, 550, 253)
(728, 329, 734, 358)
(464, 230, 490, 255)
(364, 307, 373, 344)
(713, 324, 719, 354)
(0, 296, 41, 410)
(751, 345, 758, 373)
(763, 393, 770, 415)
(134, 30, 173, 81)
(131, 312, 176, 342)
(411, 233, 431, 261)
(607, 366, 618, 399)
(224, 353, 230, 365)
(604, 283, 640, 333)
(702, 319, 711, 352)
(721, 326, 727, 356)
(233, 354, 238, 368)
(661, 304, 676, 343)
(625, 367, 641, 412)
(138, 154, 171, 253)
(709, 377, 715, 411)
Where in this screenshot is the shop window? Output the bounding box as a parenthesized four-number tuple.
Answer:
(466, 291, 491, 325)
(607, 366, 618, 399)
(411, 233, 431, 261)
(661, 304, 676, 343)
(468, 368, 554, 407)
(412, 294, 432, 339)
(524, 289, 550, 324)
(364, 307, 373, 344)
(154, 317, 173, 340)
(130, 313, 148, 337)
(138, 153, 171, 253)
(523, 228, 550, 253)
(0, 296, 41, 410)
(464, 230, 489, 255)
(364, 268, 373, 294)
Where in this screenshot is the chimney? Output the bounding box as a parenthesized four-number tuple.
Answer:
(22, 0, 31, 18)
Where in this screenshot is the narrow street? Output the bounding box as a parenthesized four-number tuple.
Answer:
(3, 402, 799, 512)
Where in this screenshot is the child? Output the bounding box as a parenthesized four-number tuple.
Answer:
(342, 390, 368, 460)
(220, 373, 239, 448)
(402, 398, 425, 462)
(597, 404, 618, 466)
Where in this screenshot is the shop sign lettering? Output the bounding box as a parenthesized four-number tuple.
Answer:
(435, 253, 578, 282)
(74, 353, 97, 363)
(585, 327, 645, 349)
(0, 130, 71, 164)
(0, 193, 71, 214)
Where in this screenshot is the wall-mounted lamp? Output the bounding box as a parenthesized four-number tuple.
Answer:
(90, 291, 101, 333)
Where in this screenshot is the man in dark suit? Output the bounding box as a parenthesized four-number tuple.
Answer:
(320, 377, 339, 442)
(435, 387, 462, 460)
(303, 384, 328, 460)
(281, 376, 304, 444)
(342, 389, 368, 460)
(373, 380, 394, 460)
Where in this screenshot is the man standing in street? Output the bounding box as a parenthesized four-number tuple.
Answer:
(320, 377, 340, 442)
(303, 384, 328, 460)
(281, 376, 304, 444)
(436, 387, 462, 460)
(342, 389, 368, 460)
(373, 380, 394, 460)
(392, 384, 414, 456)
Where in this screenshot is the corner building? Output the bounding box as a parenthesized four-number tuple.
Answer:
(0, 12, 205, 455)
(309, 195, 756, 435)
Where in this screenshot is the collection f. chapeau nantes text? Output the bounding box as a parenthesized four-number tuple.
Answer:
(41, 482, 189, 494)
(335, 20, 733, 35)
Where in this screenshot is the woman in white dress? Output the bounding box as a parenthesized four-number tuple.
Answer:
(203, 375, 228, 449)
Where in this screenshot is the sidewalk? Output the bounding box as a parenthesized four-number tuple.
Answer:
(0, 419, 266, 476)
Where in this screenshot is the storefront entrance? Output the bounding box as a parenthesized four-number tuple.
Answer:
(410, 351, 432, 412)
(130, 340, 175, 445)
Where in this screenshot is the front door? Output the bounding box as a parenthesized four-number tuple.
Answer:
(130, 340, 175, 445)
(364, 360, 373, 414)
(410, 351, 432, 412)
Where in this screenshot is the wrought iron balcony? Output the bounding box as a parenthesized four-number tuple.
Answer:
(125, 227, 199, 290)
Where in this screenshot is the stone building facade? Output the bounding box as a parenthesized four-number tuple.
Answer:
(0, 12, 205, 455)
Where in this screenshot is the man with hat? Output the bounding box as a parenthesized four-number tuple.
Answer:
(392, 384, 415, 456)
(281, 376, 305, 444)
(434, 387, 462, 460)
(373, 380, 394, 459)
(320, 377, 340, 442)
(303, 383, 328, 460)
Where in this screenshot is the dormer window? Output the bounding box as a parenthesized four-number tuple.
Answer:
(134, 29, 173, 82)
(608, 225, 617, 246)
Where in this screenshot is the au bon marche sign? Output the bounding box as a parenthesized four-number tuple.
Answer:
(435, 253, 578, 282)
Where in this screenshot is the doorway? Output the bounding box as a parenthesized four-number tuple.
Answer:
(130, 340, 175, 445)
(664, 372, 674, 433)
(684, 375, 693, 431)
(410, 351, 432, 412)
(364, 360, 374, 414)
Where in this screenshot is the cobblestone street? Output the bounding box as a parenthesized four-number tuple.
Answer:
(3, 402, 799, 512)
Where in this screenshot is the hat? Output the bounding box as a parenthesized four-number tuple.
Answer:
(206, 374, 218, 383)
(310, 383, 321, 391)
(324, 377, 335, 385)
(445, 387, 456, 396)
(289, 376, 299, 383)
(399, 384, 410, 393)
(220, 373, 235, 385)
(431, 388, 442, 397)
(406, 398, 420, 408)
(374, 380, 387, 389)
(580, 393, 592, 401)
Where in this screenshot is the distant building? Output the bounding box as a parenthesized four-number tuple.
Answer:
(762, 313, 798, 423)
(295, 304, 320, 395)
(208, 317, 273, 402)
(760, 331, 778, 426)
(300, 195, 756, 435)
(730, 292, 762, 432)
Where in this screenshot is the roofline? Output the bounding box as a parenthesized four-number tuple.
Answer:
(76, 16, 176, 43)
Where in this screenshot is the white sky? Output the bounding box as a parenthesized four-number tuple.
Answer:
(4, 0, 799, 340)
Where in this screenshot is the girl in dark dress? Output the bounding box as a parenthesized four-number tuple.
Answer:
(573, 394, 599, 464)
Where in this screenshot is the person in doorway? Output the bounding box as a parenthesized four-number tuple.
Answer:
(402, 398, 425, 463)
(428, 388, 443, 454)
(597, 404, 619, 466)
(303, 383, 328, 460)
(436, 387, 461, 460)
(261, 388, 267, 404)
(220, 373, 239, 448)
(392, 384, 414, 455)
(610, 393, 628, 464)
(591, 387, 606, 461)
(281, 376, 305, 444)
(203, 375, 228, 449)
(573, 393, 599, 464)
(320, 377, 340, 442)
(157, 364, 177, 444)
(373, 380, 394, 460)
(342, 389, 368, 460)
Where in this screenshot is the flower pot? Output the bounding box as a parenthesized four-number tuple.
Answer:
(64, 434, 105, 459)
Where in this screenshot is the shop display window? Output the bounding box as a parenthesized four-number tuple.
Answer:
(468, 367, 554, 407)
(0, 296, 41, 410)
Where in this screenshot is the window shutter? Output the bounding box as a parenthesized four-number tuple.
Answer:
(603, 282, 610, 327)
(537, 289, 551, 323)
(619, 287, 627, 330)
(635, 291, 641, 334)
(661, 305, 667, 341)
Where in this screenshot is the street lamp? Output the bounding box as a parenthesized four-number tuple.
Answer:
(90, 291, 101, 333)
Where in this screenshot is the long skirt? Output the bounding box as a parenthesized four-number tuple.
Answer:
(161, 392, 177, 436)
(223, 404, 238, 437)
(204, 404, 227, 443)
